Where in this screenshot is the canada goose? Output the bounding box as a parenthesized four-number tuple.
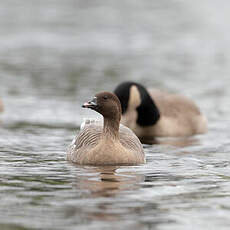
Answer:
(67, 92, 145, 166)
(114, 82, 207, 142)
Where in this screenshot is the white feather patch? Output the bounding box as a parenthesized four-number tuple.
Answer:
(80, 118, 102, 130)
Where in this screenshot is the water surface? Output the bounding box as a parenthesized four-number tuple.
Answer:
(1, 1, 230, 229)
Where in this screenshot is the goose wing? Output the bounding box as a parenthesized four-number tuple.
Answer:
(67, 119, 145, 162)
(119, 124, 145, 158)
(148, 88, 201, 117)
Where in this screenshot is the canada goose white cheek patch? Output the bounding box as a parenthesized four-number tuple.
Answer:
(129, 85, 141, 108)
(120, 85, 140, 128)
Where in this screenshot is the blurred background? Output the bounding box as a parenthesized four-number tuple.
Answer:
(1, 0, 230, 126)
(1, 1, 230, 230)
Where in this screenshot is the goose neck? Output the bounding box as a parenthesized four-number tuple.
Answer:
(103, 117, 120, 140)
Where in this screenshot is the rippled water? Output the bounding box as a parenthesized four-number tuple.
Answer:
(1, 1, 230, 229)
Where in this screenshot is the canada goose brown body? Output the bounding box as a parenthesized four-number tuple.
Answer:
(114, 82, 207, 140)
(67, 92, 145, 166)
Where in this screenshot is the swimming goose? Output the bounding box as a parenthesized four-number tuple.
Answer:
(67, 92, 145, 166)
(114, 82, 207, 141)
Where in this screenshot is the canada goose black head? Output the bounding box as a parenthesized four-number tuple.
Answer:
(82, 91, 122, 121)
(114, 81, 160, 126)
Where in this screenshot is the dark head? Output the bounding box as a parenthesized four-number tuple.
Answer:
(114, 81, 160, 126)
(82, 92, 122, 121)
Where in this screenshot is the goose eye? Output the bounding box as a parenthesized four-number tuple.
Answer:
(103, 95, 108, 100)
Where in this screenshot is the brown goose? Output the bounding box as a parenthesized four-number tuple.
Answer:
(67, 92, 145, 166)
(114, 82, 207, 142)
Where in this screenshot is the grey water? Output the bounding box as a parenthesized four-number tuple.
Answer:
(1, 0, 230, 229)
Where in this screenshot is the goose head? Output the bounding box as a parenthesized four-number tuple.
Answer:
(114, 81, 160, 127)
(82, 91, 122, 121)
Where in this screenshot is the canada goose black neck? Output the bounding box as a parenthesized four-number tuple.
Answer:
(114, 81, 160, 126)
(83, 92, 121, 140)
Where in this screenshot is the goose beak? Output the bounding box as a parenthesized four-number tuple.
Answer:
(82, 97, 98, 109)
